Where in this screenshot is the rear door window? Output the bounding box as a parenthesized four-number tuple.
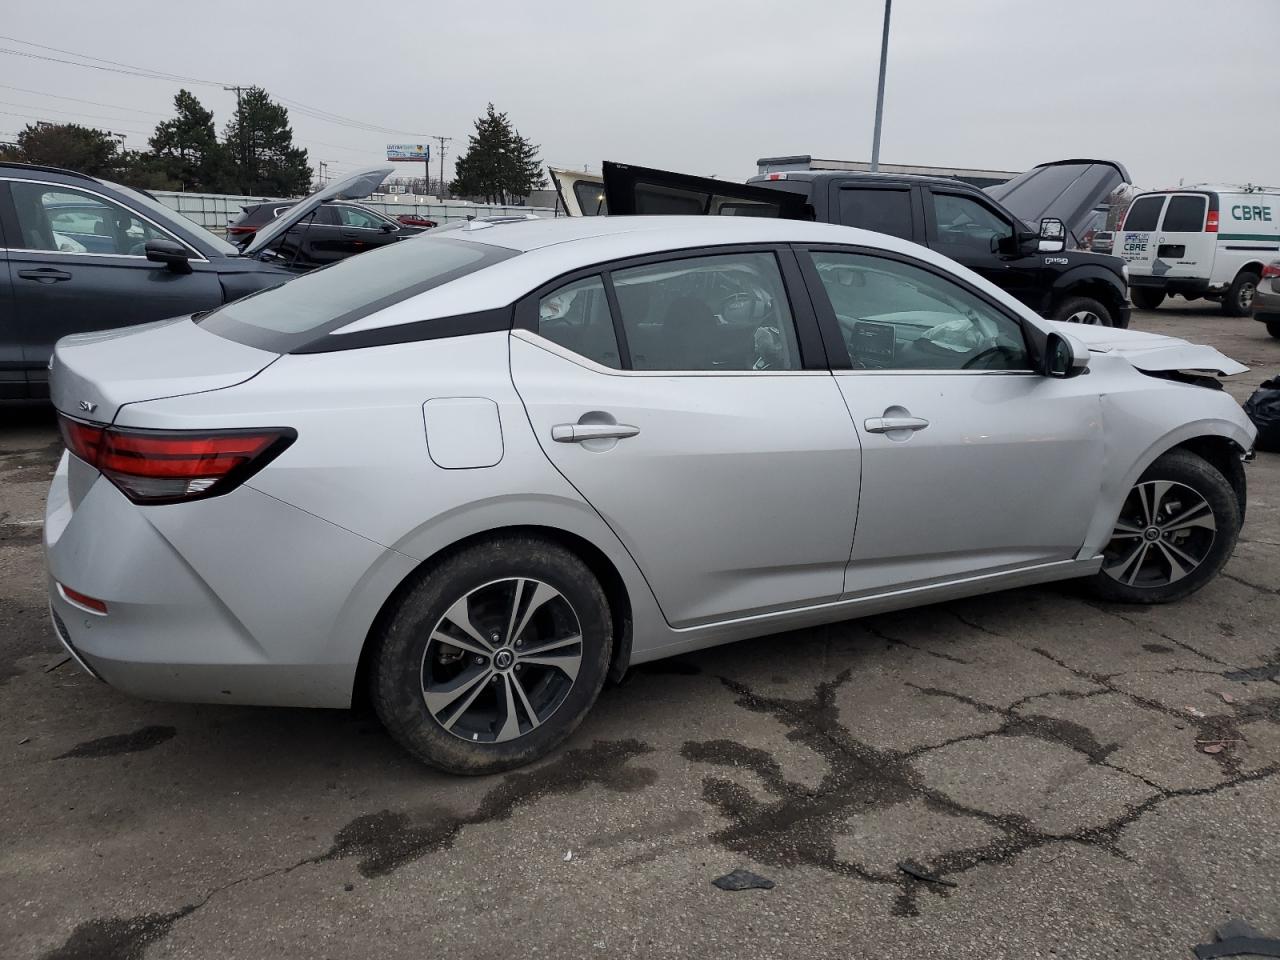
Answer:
(1160, 195, 1206, 232)
(1122, 195, 1166, 231)
(837, 188, 913, 239)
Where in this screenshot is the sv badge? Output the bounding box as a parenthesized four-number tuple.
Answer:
(78, 400, 97, 413)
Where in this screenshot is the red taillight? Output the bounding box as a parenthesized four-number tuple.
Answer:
(1205, 210, 1219, 233)
(57, 414, 294, 504)
(1263, 262, 1280, 279)
(227, 225, 257, 236)
(59, 583, 108, 614)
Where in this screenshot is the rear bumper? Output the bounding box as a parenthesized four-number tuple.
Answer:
(44, 452, 416, 708)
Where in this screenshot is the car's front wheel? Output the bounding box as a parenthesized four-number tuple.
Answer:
(371, 536, 612, 774)
(1130, 288, 1164, 311)
(1087, 450, 1240, 604)
(1052, 295, 1114, 326)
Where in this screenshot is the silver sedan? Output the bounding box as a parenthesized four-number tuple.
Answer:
(44, 215, 1256, 773)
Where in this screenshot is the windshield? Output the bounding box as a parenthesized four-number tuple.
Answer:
(113, 183, 239, 256)
(198, 237, 516, 352)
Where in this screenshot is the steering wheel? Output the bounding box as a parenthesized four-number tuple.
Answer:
(961, 344, 1019, 369)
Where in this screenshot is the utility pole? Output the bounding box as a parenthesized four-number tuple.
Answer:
(433, 134, 452, 198)
(224, 85, 246, 190)
(869, 0, 892, 172)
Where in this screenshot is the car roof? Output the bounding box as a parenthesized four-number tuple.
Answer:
(334, 214, 1043, 338)
(0, 160, 100, 184)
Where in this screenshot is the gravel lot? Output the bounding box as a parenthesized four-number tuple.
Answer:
(2, 302, 1278, 960)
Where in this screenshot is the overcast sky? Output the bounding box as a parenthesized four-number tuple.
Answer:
(2, 0, 1277, 191)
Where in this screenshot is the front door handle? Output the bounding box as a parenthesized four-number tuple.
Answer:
(864, 415, 929, 434)
(552, 422, 640, 443)
(18, 268, 72, 283)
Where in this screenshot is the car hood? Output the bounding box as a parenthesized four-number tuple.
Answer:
(241, 166, 394, 257)
(1061, 323, 1248, 376)
(985, 159, 1130, 247)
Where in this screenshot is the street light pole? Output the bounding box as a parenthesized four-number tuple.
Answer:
(869, 0, 892, 172)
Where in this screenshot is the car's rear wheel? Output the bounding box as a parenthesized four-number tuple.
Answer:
(371, 536, 611, 774)
(1221, 270, 1260, 317)
(1087, 450, 1239, 604)
(1130, 288, 1164, 310)
(1052, 295, 1113, 326)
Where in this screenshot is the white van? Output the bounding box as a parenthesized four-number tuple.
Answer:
(1115, 185, 1280, 315)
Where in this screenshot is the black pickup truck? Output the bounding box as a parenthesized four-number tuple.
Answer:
(551, 159, 1132, 328)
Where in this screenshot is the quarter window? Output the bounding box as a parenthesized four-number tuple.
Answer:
(1161, 195, 1206, 232)
(537, 276, 622, 369)
(1122, 195, 1165, 232)
(931, 193, 1013, 255)
(611, 252, 800, 371)
(838, 188, 913, 239)
(808, 251, 1029, 371)
(10, 182, 171, 256)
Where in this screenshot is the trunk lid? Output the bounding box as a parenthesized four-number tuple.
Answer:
(50, 316, 279, 424)
(241, 166, 394, 258)
(985, 159, 1131, 248)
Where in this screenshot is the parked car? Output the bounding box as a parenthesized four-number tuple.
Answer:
(551, 158, 1134, 328)
(396, 213, 438, 228)
(1254, 260, 1280, 338)
(1115, 185, 1280, 315)
(0, 163, 395, 399)
(227, 200, 426, 265)
(45, 216, 1254, 774)
(1090, 230, 1114, 254)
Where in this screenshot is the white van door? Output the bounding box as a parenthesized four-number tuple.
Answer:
(1153, 193, 1215, 283)
(1116, 193, 1167, 275)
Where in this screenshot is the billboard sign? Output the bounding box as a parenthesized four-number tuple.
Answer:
(387, 143, 430, 162)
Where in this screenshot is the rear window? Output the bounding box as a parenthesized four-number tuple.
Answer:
(1123, 195, 1166, 232)
(1161, 195, 1206, 232)
(573, 181, 607, 216)
(837, 188, 913, 239)
(198, 237, 516, 352)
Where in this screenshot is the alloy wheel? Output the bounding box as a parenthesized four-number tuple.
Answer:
(1102, 480, 1217, 588)
(1065, 310, 1102, 325)
(1240, 281, 1256, 310)
(420, 578, 583, 743)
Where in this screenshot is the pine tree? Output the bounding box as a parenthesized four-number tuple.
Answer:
(149, 89, 224, 191)
(451, 103, 545, 204)
(221, 87, 312, 196)
(0, 123, 121, 176)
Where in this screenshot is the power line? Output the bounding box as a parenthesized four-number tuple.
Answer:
(0, 98, 154, 127)
(0, 110, 149, 138)
(0, 83, 169, 116)
(0, 33, 228, 86)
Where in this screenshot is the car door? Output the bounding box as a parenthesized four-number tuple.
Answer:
(0, 210, 23, 398)
(510, 246, 862, 627)
(333, 204, 399, 257)
(1114, 193, 1167, 274)
(797, 245, 1103, 595)
(0, 179, 224, 391)
(924, 188, 1043, 309)
(1152, 193, 1215, 283)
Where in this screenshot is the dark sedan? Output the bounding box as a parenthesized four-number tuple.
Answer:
(227, 200, 426, 266)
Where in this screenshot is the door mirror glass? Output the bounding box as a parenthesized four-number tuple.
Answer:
(145, 238, 192, 273)
(1043, 331, 1089, 378)
(1038, 218, 1066, 253)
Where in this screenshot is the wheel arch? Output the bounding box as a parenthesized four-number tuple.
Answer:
(352, 523, 638, 708)
(1050, 266, 1128, 318)
(1232, 261, 1265, 282)
(1169, 434, 1248, 522)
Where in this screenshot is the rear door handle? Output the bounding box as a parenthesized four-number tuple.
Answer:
(18, 268, 72, 283)
(864, 416, 929, 433)
(552, 422, 640, 443)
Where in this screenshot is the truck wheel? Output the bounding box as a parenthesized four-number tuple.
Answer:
(1267, 320, 1280, 340)
(1130, 288, 1164, 310)
(370, 536, 612, 774)
(1052, 296, 1113, 326)
(1221, 270, 1260, 317)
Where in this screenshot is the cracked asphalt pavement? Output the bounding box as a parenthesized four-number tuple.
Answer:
(2, 304, 1278, 959)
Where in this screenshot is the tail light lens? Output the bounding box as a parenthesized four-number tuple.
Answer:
(226, 225, 257, 236)
(1262, 262, 1280, 279)
(57, 415, 295, 505)
(1205, 210, 1219, 233)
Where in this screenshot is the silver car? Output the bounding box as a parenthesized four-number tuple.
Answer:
(44, 213, 1256, 773)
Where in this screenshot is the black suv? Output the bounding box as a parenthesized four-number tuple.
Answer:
(227, 200, 425, 266)
(0, 163, 393, 398)
(585, 160, 1132, 328)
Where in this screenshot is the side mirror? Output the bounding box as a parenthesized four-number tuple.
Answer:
(1038, 217, 1066, 253)
(379, 222, 395, 233)
(145, 238, 192, 274)
(1043, 330, 1090, 378)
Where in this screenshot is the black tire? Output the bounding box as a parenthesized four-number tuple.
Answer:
(1052, 295, 1114, 327)
(371, 536, 611, 774)
(1221, 270, 1260, 317)
(1086, 450, 1240, 605)
(1130, 288, 1164, 311)
(1266, 320, 1280, 340)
